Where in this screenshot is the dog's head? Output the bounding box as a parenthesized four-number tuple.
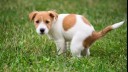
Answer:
(29, 11, 58, 35)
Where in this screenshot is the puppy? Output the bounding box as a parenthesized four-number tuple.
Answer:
(29, 10, 124, 57)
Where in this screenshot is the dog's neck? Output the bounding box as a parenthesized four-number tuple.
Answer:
(47, 20, 59, 40)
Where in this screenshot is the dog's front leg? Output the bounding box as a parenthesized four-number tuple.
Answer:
(55, 39, 66, 55)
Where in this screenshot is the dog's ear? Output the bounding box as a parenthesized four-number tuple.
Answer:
(48, 10, 58, 20)
(29, 11, 38, 21)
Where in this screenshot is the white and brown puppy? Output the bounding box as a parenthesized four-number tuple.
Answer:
(29, 10, 124, 57)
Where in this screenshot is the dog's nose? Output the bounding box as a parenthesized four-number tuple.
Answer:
(40, 28, 45, 33)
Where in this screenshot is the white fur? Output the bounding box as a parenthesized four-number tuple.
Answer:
(36, 22, 49, 34)
(112, 21, 124, 29)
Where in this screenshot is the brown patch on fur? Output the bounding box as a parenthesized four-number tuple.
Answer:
(81, 16, 90, 25)
(83, 25, 113, 48)
(63, 14, 76, 31)
(83, 32, 100, 48)
(99, 25, 112, 37)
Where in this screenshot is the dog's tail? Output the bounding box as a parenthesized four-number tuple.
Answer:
(85, 21, 125, 47)
(92, 21, 125, 40)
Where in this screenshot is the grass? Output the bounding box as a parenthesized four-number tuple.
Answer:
(0, 0, 127, 72)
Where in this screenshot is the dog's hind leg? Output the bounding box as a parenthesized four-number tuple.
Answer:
(70, 32, 90, 57)
(81, 48, 90, 56)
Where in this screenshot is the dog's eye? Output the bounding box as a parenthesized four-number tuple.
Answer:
(45, 20, 50, 24)
(35, 20, 40, 24)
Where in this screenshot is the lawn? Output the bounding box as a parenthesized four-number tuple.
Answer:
(0, 0, 127, 72)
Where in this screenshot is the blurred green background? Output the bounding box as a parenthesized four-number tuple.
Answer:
(0, 0, 127, 72)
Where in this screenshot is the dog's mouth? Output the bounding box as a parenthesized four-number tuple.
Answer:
(40, 33, 45, 35)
